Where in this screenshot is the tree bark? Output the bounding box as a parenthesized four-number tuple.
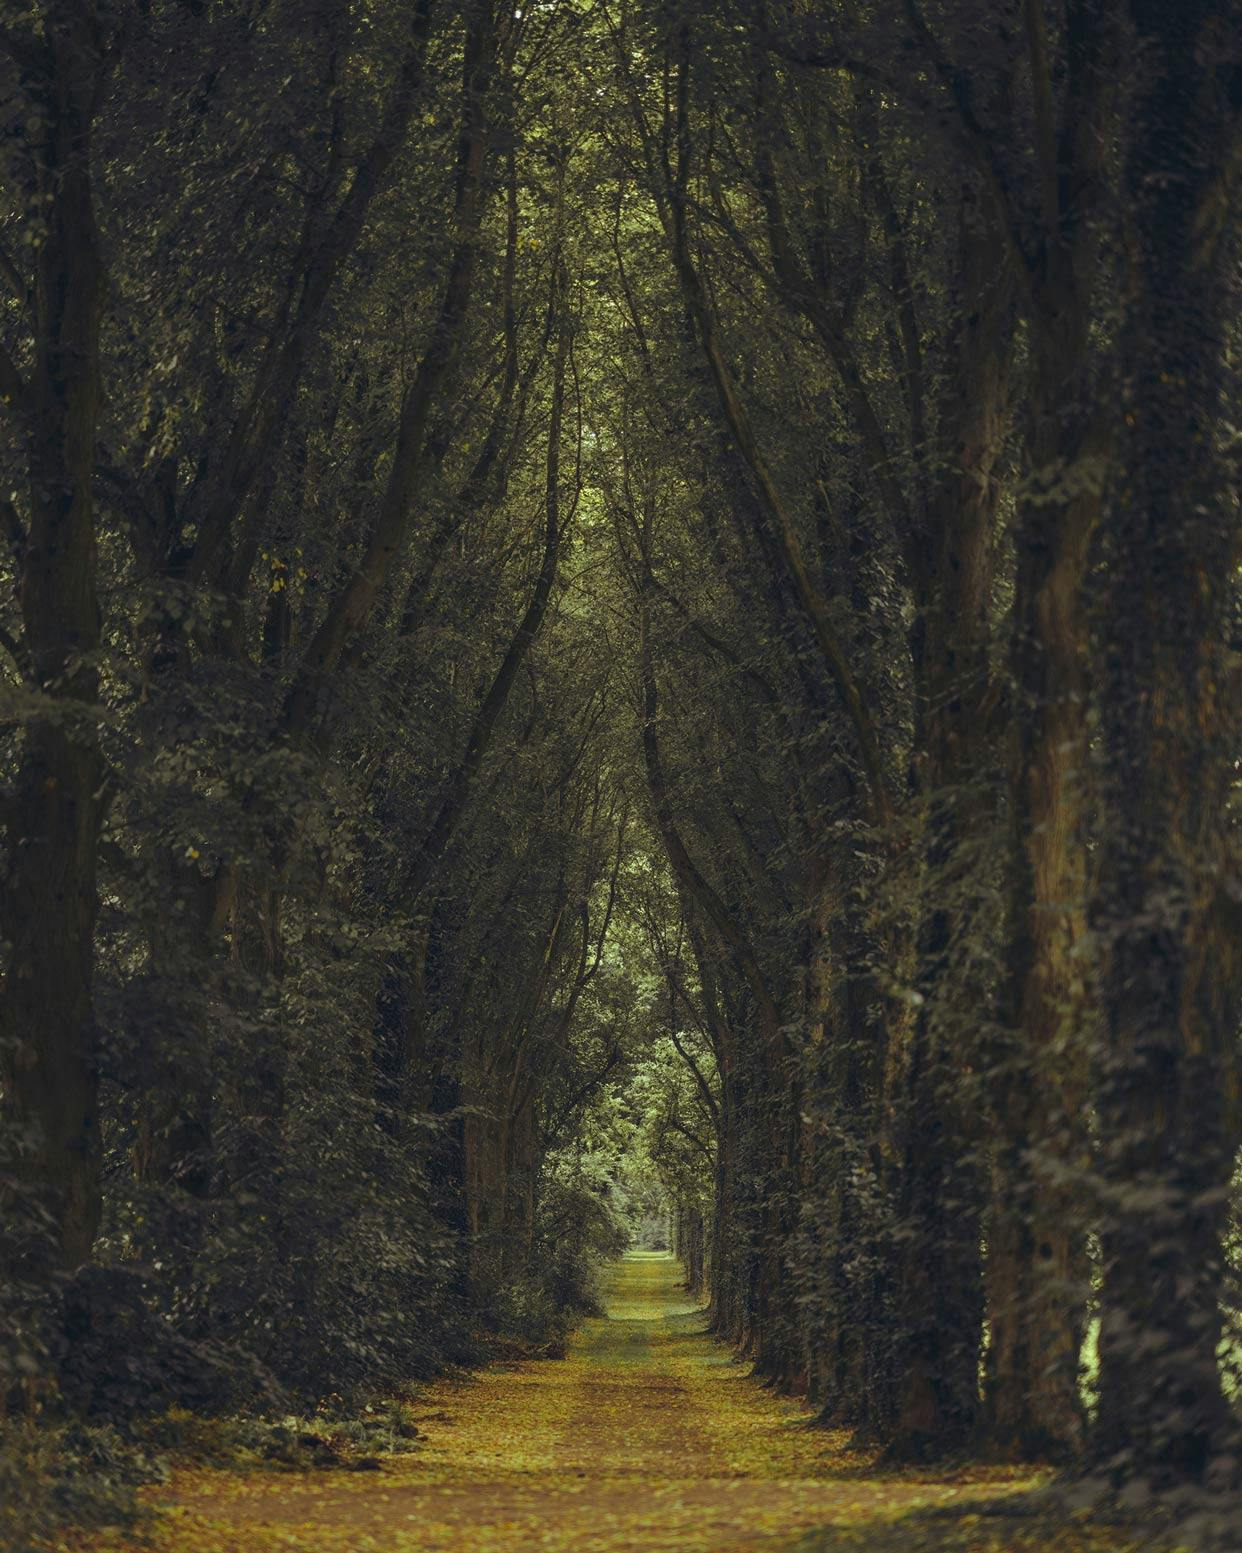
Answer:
(0, 6, 108, 1271)
(1093, 0, 1242, 1486)
(982, 0, 1118, 1462)
(285, 0, 497, 740)
(888, 187, 1013, 1461)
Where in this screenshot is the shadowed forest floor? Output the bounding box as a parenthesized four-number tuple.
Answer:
(65, 1254, 1175, 1553)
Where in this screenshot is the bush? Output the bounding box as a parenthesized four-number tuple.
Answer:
(484, 1162, 631, 1350)
(0, 1415, 162, 1553)
(56, 1264, 282, 1421)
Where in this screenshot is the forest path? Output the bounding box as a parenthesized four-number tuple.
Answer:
(78, 1254, 1065, 1552)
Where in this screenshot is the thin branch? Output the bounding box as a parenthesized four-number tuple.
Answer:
(647, 566, 780, 707)
(1024, 0, 1060, 237)
(662, 1114, 714, 1165)
(0, 239, 32, 318)
(0, 338, 29, 425)
(0, 23, 45, 75)
(668, 1020, 720, 1128)
(0, 496, 26, 556)
(0, 620, 26, 674)
(898, 0, 1036, 291)
(640, 575, 783, 1048)
(660, 34, 894, 825)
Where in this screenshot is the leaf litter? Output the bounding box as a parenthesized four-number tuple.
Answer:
(64, 1256, 1180, 1553)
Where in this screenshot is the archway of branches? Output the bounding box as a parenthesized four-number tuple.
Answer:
(1, 4, 1239, 1540)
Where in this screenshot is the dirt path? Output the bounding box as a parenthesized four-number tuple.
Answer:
(78, 1255, 1063, 1552)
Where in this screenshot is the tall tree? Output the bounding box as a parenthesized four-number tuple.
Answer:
(1093, 0, 1242, 1488)
(0, 2, 114, 1270)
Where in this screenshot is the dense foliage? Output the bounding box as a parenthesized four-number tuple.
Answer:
(0, 0, 1239, 1547)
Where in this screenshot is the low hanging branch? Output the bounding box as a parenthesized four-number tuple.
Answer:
(189, 0, 441, 587)
(666, 921, 721, 1132)
(403, 258, 575, 904)
(656, 29, 895, 828)
(398, 144, 557, 641)
(284, 0, 498, 739)
(639, 584, 782, 1048)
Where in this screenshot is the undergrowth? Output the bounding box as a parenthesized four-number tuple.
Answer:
(0, 1392, 432, 1551)
(0, 1417, 159, 1553)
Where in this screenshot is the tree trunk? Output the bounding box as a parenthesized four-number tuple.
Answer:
(888, 189, 1012, 1461)
(462, 1050, 510, 1307)
(977, 0, 1120, 1461)
(987, 277, 1099, 1459)
(1093, 0, 1242, 1487)
(1, 9, 108, 1272)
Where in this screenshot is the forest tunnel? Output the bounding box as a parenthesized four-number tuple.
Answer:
(1, 0, 1240, 1544)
